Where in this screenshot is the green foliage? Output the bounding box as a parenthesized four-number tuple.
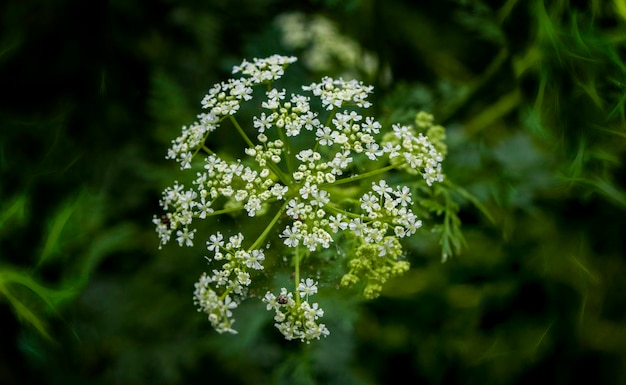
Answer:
(0, 191, 138, 342)
(1, 0, 625, 384)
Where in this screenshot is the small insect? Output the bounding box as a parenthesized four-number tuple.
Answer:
(160, 214, 171, 228)
(276, 294, 289, 305)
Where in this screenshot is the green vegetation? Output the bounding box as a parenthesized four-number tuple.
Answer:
(1, 0, 624, 384)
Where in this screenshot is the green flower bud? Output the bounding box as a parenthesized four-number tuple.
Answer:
(363, 283, 382, 299)
(341, 273, 359, 287)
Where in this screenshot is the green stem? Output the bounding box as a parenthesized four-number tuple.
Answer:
(198, 197, 280, 218)
(219, 288, 232, 301)
(294, 247, 301, 306)
(324, 110, 337, 129)
(205, 206, 247, 216)
(231, 115, 290, 185)
(192, 117, 230, 159)
(249, 201, 288, 251)
(230, 115, 255, 148)
(497, 0, 519, 24)
(327, 163, 400, 187)
(324, 202, 362, 219)
(202, 206, 248, 217)
(267, 158, 291, 187)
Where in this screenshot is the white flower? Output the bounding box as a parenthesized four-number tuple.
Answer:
(328, 214, 348, 233)
(176, 227, 196, 247)
(303, 301, 324, 319)
(270, 184, 288, 199)
(310, 189, 329, 207)
(348, 218, 366, 237)
(361, 116, 381, 134)
(281, 226, 301, 247)
(360, 192, 380, 213)
(364, 142, 383, 160)
(206, 232, 224, 251)
(237, 270, 251, 286)
(253, 112, 274, 132)
(245, 249, 265, 270)
(316, 126, 334, 146)
(381, 142, 400, 158)
(396, 186, 412, 206)
(299, 182, 317, 199)
(228, 233, 244, 249)
(372, 180, 392, 196)
(330, 150, 352, 172)
(301, 111, 321, 131)
(196, 197, 213, 218)
(222, 295, 238, 318)
(244, 196, 262, 217)
(263, 292, 278, 311)
(286, 198, 306, 219)
(298, 278, 318, 298)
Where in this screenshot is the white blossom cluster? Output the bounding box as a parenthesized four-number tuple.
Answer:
(193, 232, 265, 334)
(165, 55, 297, 168)
(263, 279, 330, 342)
(383, 123, 445, 186)
(303, 77, 373, 110)
(279, 179, 422, 258)
(155, 55, 447, 342)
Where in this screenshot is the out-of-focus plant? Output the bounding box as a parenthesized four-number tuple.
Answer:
(525, 0, 626, 203)
(153, 55, 474, 342)
(0, 195, 66, 340)
(274, 12, 381, 82)
(0, 191, 136, 341)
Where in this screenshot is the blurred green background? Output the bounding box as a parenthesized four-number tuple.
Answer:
(1, 0, 625, 384)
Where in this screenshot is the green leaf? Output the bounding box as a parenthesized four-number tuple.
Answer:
(37, 198, 77, 267)
(0, 194, 28, 235)
(0, 266, 77, 340)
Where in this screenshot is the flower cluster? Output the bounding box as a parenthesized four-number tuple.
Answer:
(164, 55, 297, 169)
(155, 55, 447, 342)
(192, 232, 265, 333)
(382, 120, 445, 186)
(263, 279, 329, 342)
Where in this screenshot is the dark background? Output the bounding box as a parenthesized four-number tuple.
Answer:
(1, 0, 625, 384)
